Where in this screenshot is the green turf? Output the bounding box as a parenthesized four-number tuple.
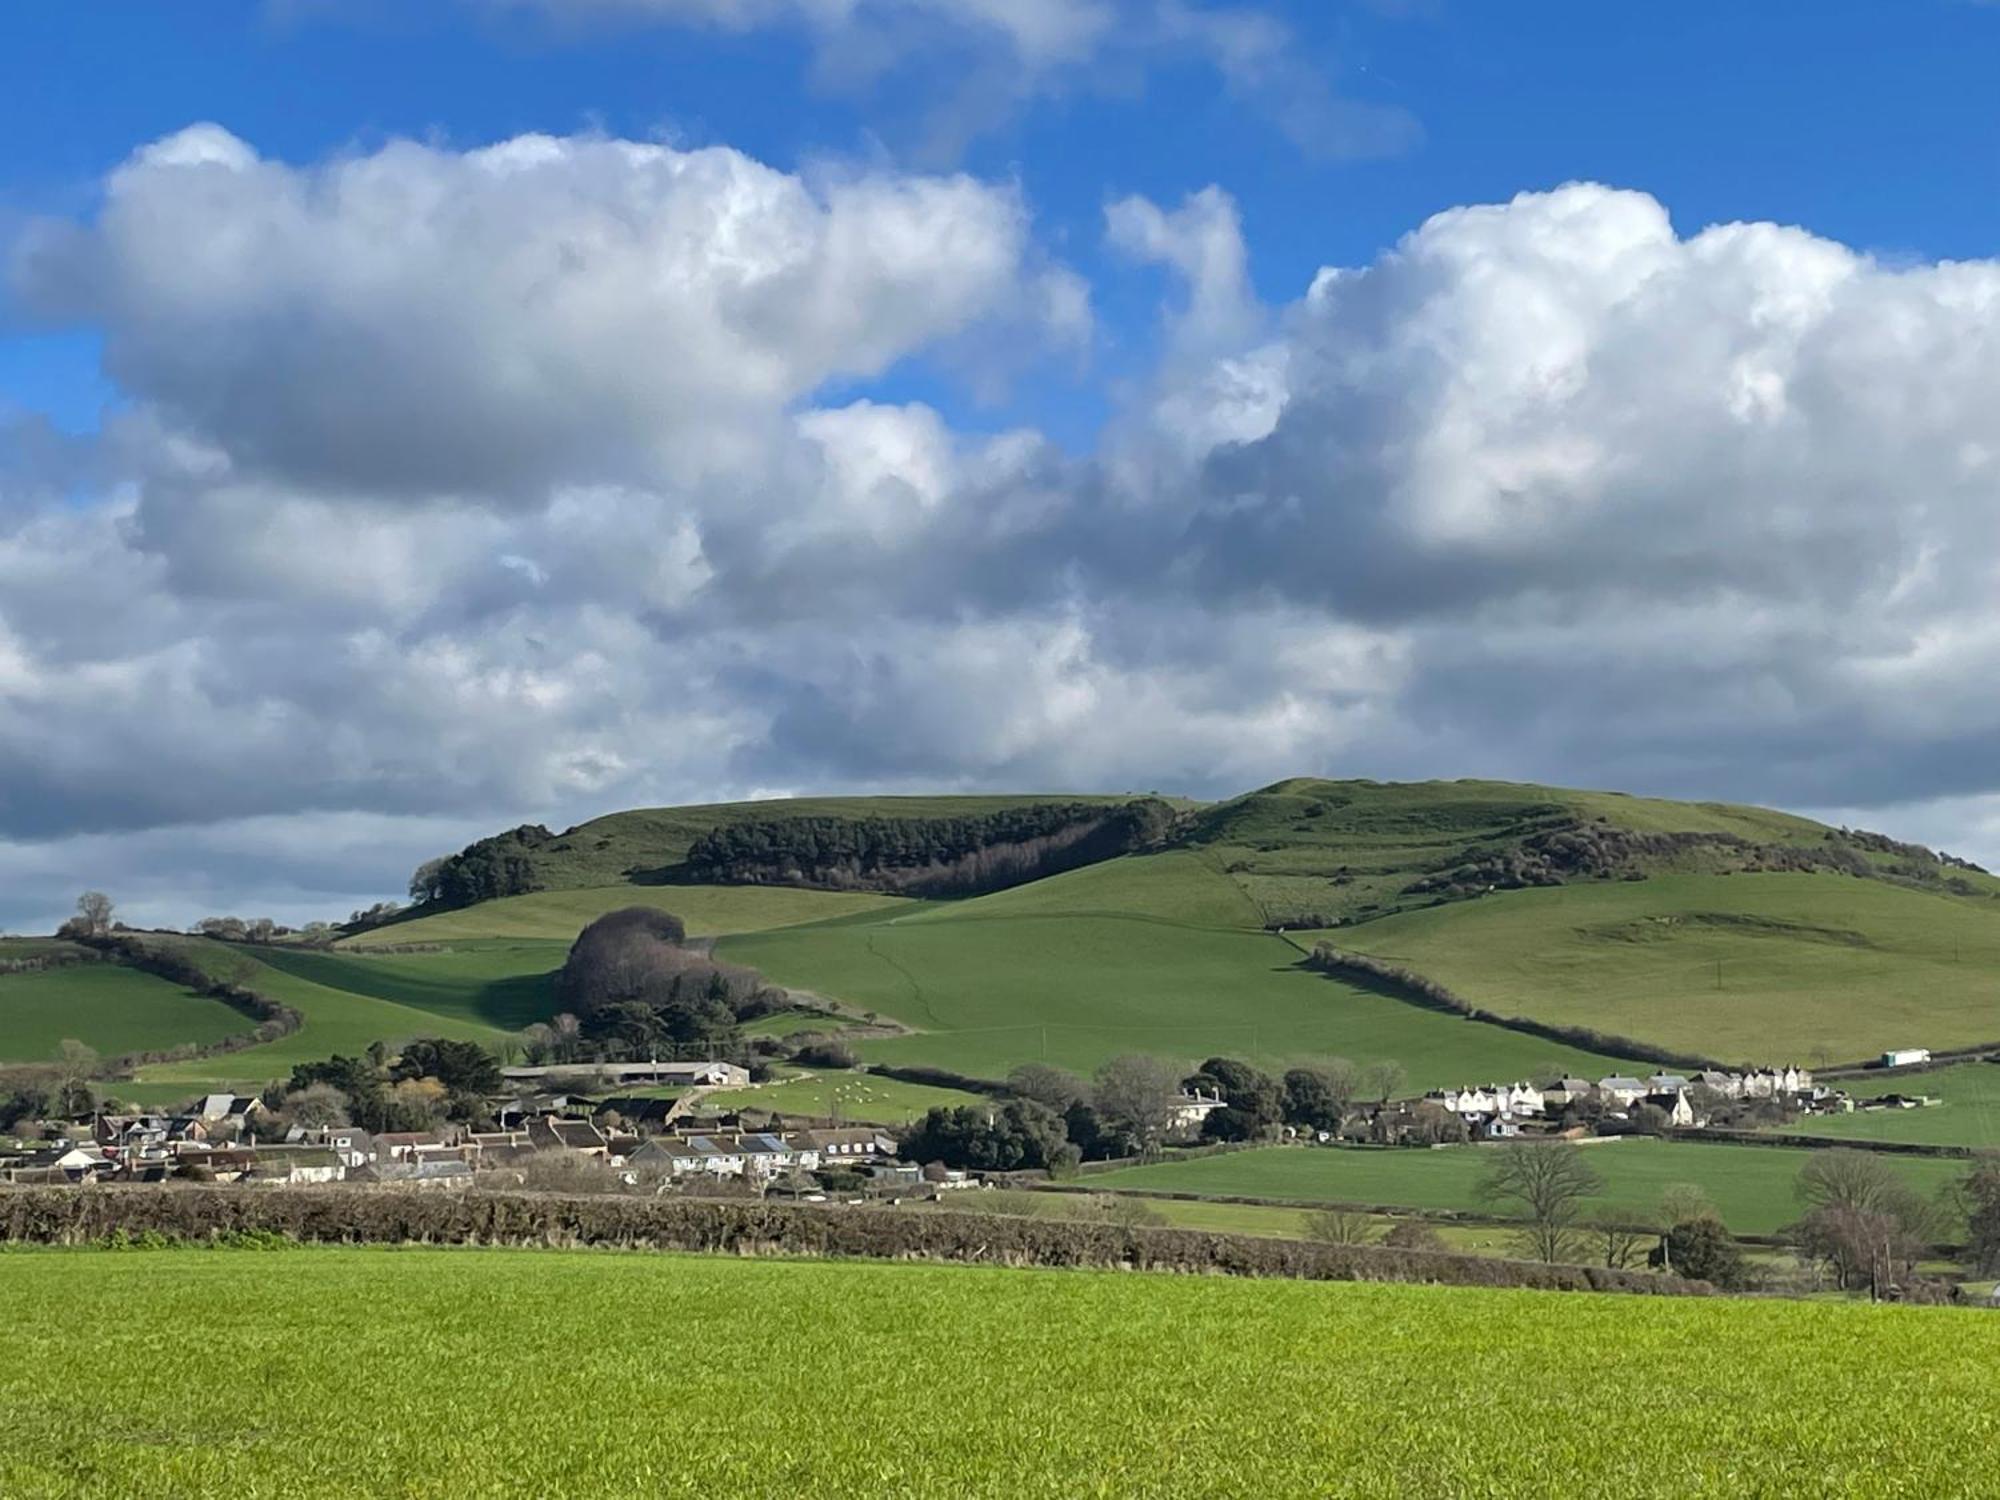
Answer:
(698, 1068, 987, 1124)
(347, 883, 913, 947)
(737, 1008, 842, 1038)
(1089, 1140, 1971, 1237)
(249, 942, 566, 1029)
(0, 963, 255, 1062)
(1781, 1062, 2000, 1148)
(130, 939, 514, 1095)
(1326, 873, 2000, 1065)
(4, 1248, 1998, 1496)
(722, 901, 1635, 1088)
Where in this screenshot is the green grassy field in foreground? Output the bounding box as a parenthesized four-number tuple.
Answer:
(1329, 873, 2000, 1065)
(722, 898, 1635, 1088)
(1782, 1062, 2000, 1148)
(1090, 1141, 1970, 1237)
(2, 1249, 1996, 1497)
(346, 883, 912, 947)
(0, 963, 254, 1062)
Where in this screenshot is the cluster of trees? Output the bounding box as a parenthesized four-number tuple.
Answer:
(54, 891, 117, 940)
(902, 1052, 1409, 1173)
(189, 916, 336, 946)
(282, 1038, 504, 1133)
(407, 824, 557, 909)
(682, 799, 1178, 898)
(537, 907, 787, 1062)
(0, 1041, 106, 1129)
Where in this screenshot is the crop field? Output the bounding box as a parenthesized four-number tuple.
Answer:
(2, 1248, 1997, 1496)
(0, 963, 254, 1062)
(1326, 872, 2000, 1065)
(1782, 1062, 2000, 1148)
(722, 903, 1634, 1088)
(1089, 1140, 1970, 1237)
(346, 883, 912, 947)
(130, 940, 514, 1096)
(697, 1068, 986, 1124)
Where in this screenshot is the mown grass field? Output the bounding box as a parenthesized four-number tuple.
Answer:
(2, 1248, 1997, 1497)
(1327, 872, 2000, 1064)
(346, 883, 911, 947)
(129, 940, 515, 1096)
(722, 893, 1635, 1089)
(0, 963, 254, 1062)
(698, 1068, 987, 1124)
(1089, 1141, 1970, 1237)
(1783, 1062, 2000, 1148)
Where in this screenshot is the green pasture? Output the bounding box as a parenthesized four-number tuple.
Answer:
(347, 883, 912, 947)
(699, 1068, 986, 1125)
(1329, 873, 2000, 1065)
(0, 963, 254, 1062)
(131, 939, 514, 1095)
(1089, 1140, 1970, 1237)
(723, 905, 1634, 1088)
(4, 1249, 1999, 1496)
(251, 942, 565, 1029)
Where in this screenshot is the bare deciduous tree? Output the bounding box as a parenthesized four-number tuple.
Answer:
(1304, 1207, 1374, 1245)
(74, 891, 114, 936)
(1091, 1054, 1185, 1153)
(1363, 1058, 1406, 1104)
(1477, 1141, 1603, 1263)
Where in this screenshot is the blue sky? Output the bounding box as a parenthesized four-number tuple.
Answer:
(7, 2, 2000, 442)
(8, 1, 2000, 928)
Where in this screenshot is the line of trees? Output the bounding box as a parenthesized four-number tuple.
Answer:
(682, 799, 1179, 898)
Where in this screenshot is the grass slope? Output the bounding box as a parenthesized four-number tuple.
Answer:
(250, 943, 565, 1030)
(130, 939, 514, 1095)
(347, 883, 911, 947)
(1328, 873, 2000, 1064)
(1194, 776, 2000, 926)
(0, 964, 254, 1062)
(1091, 1141, 1968, 1237)
(723, 866, 1635, 1086)
(4, 1249, 1998, 1496)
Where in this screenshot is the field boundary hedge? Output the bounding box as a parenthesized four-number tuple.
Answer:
(0, 1187, 1711, 1296)
(1675, 1127, 1983, 1160)
(79, 935, 305, 1071)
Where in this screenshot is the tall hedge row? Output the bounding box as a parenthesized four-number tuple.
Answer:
(0, 1187, 1709, 1297)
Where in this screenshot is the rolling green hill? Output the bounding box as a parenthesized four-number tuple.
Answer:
(27, 776, 2000, 1118)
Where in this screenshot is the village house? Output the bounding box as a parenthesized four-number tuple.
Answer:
(527, 1117, 610, 1158)
(1693, 1070, 1742, 1098)
(1167, 1088, 1225, 1137)
(1596, 1075, 1648, 1107)
(1542, 1077, 1597, 1109)
(1645, 1073, 1691, 1095)
(373, 1131, 453, 1163)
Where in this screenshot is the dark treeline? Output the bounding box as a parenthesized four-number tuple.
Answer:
(682, 798, 1179, 897)
(406, 824, 558, 909)
(546, 907, 787, 1061)
(0, 1188, 1711, 1296)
